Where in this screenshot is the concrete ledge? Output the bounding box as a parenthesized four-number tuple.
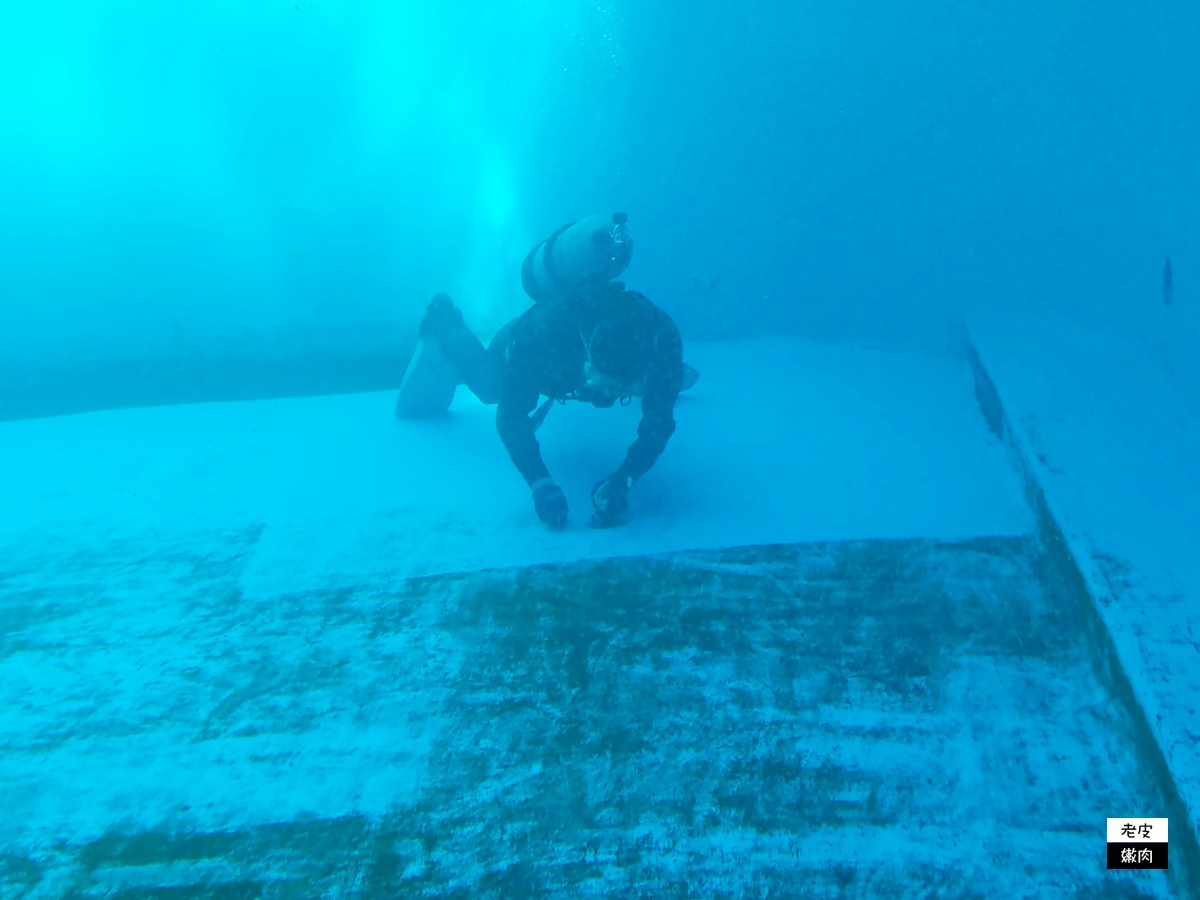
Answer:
(964, 329, 1199, 896)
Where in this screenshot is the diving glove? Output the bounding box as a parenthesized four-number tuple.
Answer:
(589, 473, 633, 528)
(531, 478, 568, 530)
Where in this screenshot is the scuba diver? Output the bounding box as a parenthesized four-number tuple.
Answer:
(396, 212, 697, 530)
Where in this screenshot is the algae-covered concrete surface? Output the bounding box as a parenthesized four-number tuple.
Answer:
(0, 531, 1177, 897)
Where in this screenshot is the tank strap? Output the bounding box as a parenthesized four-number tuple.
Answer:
(520, 222, 575, 303)
(540, 221, 573, 288)
(519, 246, 547, 302)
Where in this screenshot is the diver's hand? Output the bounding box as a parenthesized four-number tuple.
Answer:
(531, 478, 568, 530)
(589, 473, 632, 528)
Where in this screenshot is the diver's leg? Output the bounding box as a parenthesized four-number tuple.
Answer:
(418, 293, 488, 386)
(468, 317, 521, 405)
(396, 293, 492, 418)
(416, 295, 530, 407)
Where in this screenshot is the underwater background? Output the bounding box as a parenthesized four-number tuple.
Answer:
(2, 0, 1196, 419)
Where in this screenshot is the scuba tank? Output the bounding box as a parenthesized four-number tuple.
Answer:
(521, 212, 632, 303)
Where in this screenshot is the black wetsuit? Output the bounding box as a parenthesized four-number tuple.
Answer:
(447, 283, 684, 489)
(495, 286, 684, 489)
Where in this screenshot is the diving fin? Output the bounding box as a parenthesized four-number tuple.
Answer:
(395, 337, 459, 419)
(681, 362, 700, 392)
(531, 397, 554, 433)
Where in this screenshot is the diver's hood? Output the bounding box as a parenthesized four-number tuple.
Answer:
(582, 320, 645, 399)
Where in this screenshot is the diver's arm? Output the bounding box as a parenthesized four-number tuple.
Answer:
(589, 375, 679, 529)
(614, 318, 683, 484)
(495, 380, 552, 488)
(497, 380, 568, 529)
(589, 316, 684, 528)
(494, 309, 570, 529)
(616, 384, 679, 483)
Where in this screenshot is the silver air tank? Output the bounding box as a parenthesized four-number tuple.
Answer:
(521, 212, 632, 303)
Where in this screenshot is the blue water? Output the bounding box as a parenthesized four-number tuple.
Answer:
(2, 0, 1196, 417)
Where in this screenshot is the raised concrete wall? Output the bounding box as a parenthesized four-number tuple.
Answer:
(965, 326, 1199, 897)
